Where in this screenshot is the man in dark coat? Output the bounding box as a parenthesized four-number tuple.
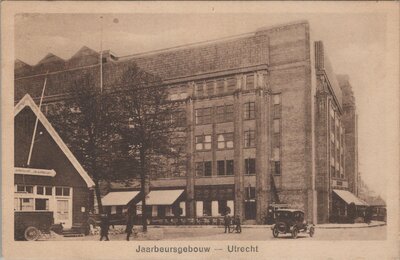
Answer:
(125, 210, 134, 241)
(234, 215, 242, 233)
(99, 214, 110, 241)
(224, 213, 231, 233)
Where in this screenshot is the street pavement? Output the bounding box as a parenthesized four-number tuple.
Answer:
(48, 224, 386, 241)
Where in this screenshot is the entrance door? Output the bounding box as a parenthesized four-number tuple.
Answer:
(244, 200, 256, 220)
(56, 199, 72, 228)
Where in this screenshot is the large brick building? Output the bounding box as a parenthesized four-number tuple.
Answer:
(14, 20, 360, 224)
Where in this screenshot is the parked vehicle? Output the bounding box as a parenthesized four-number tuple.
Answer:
(265, 203, 289, 224)
(271, 209, 315, 239)
(14, 211, 54, 241)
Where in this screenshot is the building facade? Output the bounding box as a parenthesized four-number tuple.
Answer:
(14, 20, 359, 224)
(14, 95, 95, 229)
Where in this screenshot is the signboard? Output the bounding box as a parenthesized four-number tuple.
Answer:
(14, 167, 56, 177)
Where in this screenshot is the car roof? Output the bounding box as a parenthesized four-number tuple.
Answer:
(275, 209, 304, 213)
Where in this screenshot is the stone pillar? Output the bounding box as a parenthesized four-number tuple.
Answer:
(314, 78, 330, 223)
(234, 76, 244, 221)
(186, 92, 196, 218)
(255, 73, 270, 224)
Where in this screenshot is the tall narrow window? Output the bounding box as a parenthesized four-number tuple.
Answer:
(246, 74, 255, 90)
(226, 160, 234, 175)
(217, 79, 225, 95)
(274, 161, 281, 176)
(204, 161, 212, 176)
(216, 106, 225, 123)
(245, 158, 256, 175)
(196, 82, 204, 97)
(206, 81, 214, 96)
(225, 105, 234, 122)
(217, 160, 225, 176)
(227, 77, 236, 92)
(244, 102, 255, 120)
(244, 130, 255, 147)
(273, 119, 280, 133)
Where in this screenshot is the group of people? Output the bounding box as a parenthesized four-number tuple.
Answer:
(224, 214, 242, 233)
(99, 210, 135, 241)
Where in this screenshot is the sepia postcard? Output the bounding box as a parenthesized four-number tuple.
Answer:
(1, 1, 399, 259)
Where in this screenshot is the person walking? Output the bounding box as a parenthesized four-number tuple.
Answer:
(125, 210, 134, 241)
(99, 214, 110, 241)
(224, 213, 231, 233)
(234, 215, 242, 233)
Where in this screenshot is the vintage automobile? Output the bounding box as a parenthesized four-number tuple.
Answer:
(15, 211, 54, 241)
(271, 209, 315, 239)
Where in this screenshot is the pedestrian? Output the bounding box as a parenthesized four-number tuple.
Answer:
(234, 215, 241, 233)
(126, 210, 134, 241)
(224, 213, 231, 233)
(99, 213, 110, 241)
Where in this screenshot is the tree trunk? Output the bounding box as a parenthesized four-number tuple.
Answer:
(140, 149, 148, 232)
(94, 178, 103, 215)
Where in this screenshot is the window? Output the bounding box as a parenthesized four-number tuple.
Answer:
(35, 198, 49, 210)
(216, 106, 225, 123)
(227, 77, 236, 92)
(273, 119, 280, 133)
(218, 200, 228, 215)
(245, 158, 256, 175)
(36, 186, 52, 195)
(274, 161, 281, 176)
(196, 161, 212, 177)
(245, 187, 256, 200)
(246, 74, 255, 90)
(273, 94, 281, 118)
(273, 95, 281, 105)
(331, 165, 336, 178)
(216, 105, 234, 123)
(204, 161, 212, 176)
(195, 135, 211, 150)
(195, 107, 212, 125)
(173, 110, 186, 127)
(15, 198, 35, 211)
(206, 81, 214, 96)
(244, 102, 255, 120)
(217, 160, 225, 176)
(16, 185, 33, 193)
(226, 160, 234, 175)
(217, 79, 225, 94)
(56, 187, 71, 196)
(203, 201, 212, 216)
(273, 148, 280, 161)
(217, 133, 234, 149)
(244, 130, 255, 147)
(196, 82, 204, 97)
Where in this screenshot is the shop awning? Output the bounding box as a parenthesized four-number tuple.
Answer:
(333, 189, 368, 206)
(102, 191, 140, 206)
(138, 189, 184, 206)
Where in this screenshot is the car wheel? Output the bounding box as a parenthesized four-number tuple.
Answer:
(291, 227, 298, 239)
(309, 226, 315, 237)
(24, 226, 40, 241)
(272, 226, 279, 238)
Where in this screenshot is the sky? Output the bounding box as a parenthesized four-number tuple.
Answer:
(14, 12, 393, 199)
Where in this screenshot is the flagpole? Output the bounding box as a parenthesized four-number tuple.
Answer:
(27, 71, 49, 166)
(100, 15, 103, 93)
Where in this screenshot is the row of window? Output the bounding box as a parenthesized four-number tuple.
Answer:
(195, 158, 256, 177)
(195, 130, 256, 151)
(14, 198, 49, 211)
(15, 185, 71, 197)
(195, 102, 255, 125)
